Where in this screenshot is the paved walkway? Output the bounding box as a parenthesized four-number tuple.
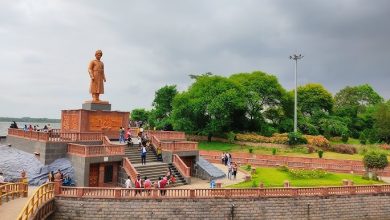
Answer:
(175, 163, 248, 189)
(0, 186, 37, 220)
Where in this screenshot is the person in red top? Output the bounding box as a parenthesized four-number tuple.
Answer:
(134, 174, 142, 196)
(143, 176, 152, 196)
(158, 176, 167, 196)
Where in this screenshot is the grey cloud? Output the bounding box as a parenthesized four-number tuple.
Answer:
(0, 0, 389, 118)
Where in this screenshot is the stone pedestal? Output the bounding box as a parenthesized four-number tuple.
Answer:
(61, 109, 129, 139)
(82, 101, 111, 111)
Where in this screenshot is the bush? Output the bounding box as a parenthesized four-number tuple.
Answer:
(288, 132, 307, 145)
(288, 169, 328, 179)
(245, 164, 252, 171)
(360, 132, 367, 145)
(304, 135, 330, 150)
(277, 165, 289, 172)
(363, 151, 389, 171)
(227, 131, 236, 144)
(381, 144, 390, 150)
(318, 150, 324, 158)
(330, 144, 357, 155)
(341, 133, 349, 143)
(235, 133, 289, 144)
(272, 148, 277, 155)
(248, 148, 254, 154)
(307, 145, 316, 154)
(251, 180, 258, 188)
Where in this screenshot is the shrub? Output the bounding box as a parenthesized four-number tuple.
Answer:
(288, 132, 307, 145)
(248, 148, 254, 154)
(341, 133, 349, 143)
(363, 151, 389, 171)
(251, 180, 258, 188)
(235, 133, 289, 144)
(277, 165, 289, 172)
(330, 144, 357, 155)
(272, 148, 277, 155)
(304, 135, 330, 150)
(318, 150, 324, 158)
(227, 131, 236, 144)
(360, 132, 367, 145)
(381, 144, 390, 150)
(245, 164, 252, 171)
(288, 169, 328, 179)
(307, 145, 316, 154)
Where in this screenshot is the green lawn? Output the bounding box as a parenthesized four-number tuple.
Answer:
(230, 167, 381, 188)
(199, 141, 389, 161)
(198, 141, 365, 160)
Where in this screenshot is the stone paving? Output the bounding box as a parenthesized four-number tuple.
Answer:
(0, 186, 37, 220)
(174, 163, 248, 189)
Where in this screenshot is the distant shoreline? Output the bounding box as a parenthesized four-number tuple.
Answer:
(0, 117, 60, 123)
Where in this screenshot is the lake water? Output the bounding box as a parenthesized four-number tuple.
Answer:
(0, 122, 61, 136)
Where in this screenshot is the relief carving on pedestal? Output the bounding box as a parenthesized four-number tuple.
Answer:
(89, 114, 122, 131)
(62, 113, 79, 131)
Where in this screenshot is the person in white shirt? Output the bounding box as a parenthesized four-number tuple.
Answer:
(125, 176, 132, 188)
(0, 172, 5, 183)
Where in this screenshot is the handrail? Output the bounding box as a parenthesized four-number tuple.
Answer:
(68, 143, 125, 157)
(123, 158, 139, 183)
(57, 184, 390, 199)
(17, 183, 55, 220)
(173, 154, 190, 177)
(8, 128, 103, 142)
(151, 135, 197, 152)
(0, 182, 28, 206)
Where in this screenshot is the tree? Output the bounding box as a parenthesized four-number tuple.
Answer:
(131, 108, 150, 122)
(171, 75, 245, 141)
(230, 71, 286, 132)
(374, 100, 390, 143)
(150, 85, 178, 129)
(297, 83, 334, 116)
(363, 151, 388, 179)
(334, 84, 383, 115)
(334, 84, 383, 139)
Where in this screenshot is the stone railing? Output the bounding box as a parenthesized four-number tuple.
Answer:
(123, 157, 139, 183)
(151, 135, 198, 152)
(0, 182, 28, 206)
(17, 182, 55, 220)
(57, 184, 390, 199)
(173, 154, 191, 177)
(68, 143, 125, 157)
(146, 130, 186, 140)
(8, 128, 103, 142)
(199, 150, 390, 176)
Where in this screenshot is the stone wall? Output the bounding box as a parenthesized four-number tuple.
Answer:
(52, 193, 390, 220)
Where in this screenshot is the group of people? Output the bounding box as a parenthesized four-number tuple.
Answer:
(22, 124, 52, 132)
(125, 168, 177, 196)
(221, 152, 238, 180)
(47, 169, 73, 186)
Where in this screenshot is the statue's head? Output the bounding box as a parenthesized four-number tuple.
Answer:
(95, 50, 103, 60)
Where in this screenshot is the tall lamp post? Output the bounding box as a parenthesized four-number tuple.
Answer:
(289, 54, 304, 133)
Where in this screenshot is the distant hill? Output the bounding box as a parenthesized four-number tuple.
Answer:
(0, 117, 60, 123)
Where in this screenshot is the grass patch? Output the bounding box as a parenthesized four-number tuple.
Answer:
(231, 167, 381, 188)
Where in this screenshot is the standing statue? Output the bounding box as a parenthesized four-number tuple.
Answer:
(88, 50, 106, 103)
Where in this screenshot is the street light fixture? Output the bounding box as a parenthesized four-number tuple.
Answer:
(289, 54, 304, 133)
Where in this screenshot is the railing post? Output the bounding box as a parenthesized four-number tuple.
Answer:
(376, 185, 382, 193)
(115, 189, 121, 198)
(190, 189, 195, 198)
(321, 187, 329, 196)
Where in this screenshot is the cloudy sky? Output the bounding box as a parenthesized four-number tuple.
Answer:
(0, 0, 389, 119)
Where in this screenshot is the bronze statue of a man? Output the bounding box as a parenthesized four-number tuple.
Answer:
(88, 50, 106, 102)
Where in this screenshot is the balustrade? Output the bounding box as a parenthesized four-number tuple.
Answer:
(17, 183, 54, 220)
(173, 154, 191, 177)
(68, 143, 124, 157)
(8, 128, 103, 142)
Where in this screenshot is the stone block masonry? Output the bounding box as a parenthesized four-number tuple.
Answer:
(52, 193, 390, 219)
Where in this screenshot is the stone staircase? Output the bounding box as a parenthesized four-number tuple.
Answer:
(121, 144, 187, 187)
(124, 145, 159, 164)
(134, 163, 187, 187)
